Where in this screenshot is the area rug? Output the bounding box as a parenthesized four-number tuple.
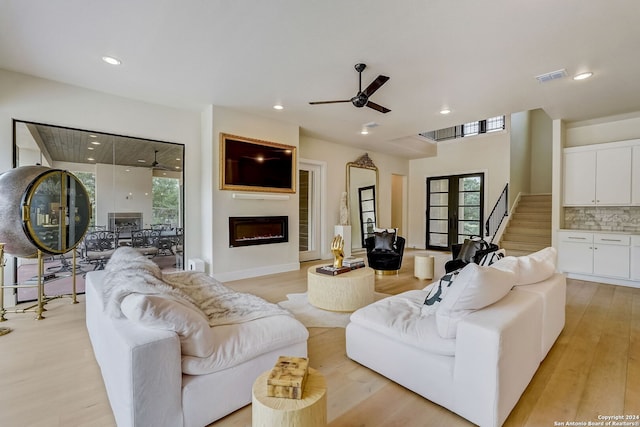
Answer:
(278, 292, 389, 328)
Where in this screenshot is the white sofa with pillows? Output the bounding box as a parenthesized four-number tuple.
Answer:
(85, 247, 309, 427)
(346, 247, 565, 427)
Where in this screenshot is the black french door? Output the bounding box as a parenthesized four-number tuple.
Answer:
(426, 173, 484, 250)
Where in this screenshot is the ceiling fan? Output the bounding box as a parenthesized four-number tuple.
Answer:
(151, 150, 172, 171)
(309, 63, 391, 113)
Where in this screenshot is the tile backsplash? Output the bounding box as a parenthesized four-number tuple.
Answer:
(564, 206, 640, 233)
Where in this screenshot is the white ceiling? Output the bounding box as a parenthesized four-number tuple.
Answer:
(2, 0, 640, 158)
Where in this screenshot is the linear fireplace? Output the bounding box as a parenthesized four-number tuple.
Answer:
(229, 216, 288, 248)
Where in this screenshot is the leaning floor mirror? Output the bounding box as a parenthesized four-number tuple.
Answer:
(11, 120, 185, 303)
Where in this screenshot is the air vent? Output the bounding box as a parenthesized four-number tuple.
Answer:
(535, 69, 567, 83)
(363, 121, 379, 129)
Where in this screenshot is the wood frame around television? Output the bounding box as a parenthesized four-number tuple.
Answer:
(219, 133, 296, 193)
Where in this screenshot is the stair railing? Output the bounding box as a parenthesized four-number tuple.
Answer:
(485, 184, 508, 243)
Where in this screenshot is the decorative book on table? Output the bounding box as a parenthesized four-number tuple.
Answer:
(343, 261, 365, 269)
(267, 356, 309, 399)
(315, 265, 352, 276)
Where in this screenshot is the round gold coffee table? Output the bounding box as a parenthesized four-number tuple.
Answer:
(307, 266, 375, 312)
(252, 367, 327, 427)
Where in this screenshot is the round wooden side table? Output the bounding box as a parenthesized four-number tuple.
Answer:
(414, 254, 435, 280)
(252, 367, 327, 427)
(307, 266, 375, 312)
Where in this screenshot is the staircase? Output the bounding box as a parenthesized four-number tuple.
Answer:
(499, 194, 551, 256)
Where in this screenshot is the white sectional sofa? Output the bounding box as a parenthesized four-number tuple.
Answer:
(346, 248, 565, 427)
(85, 253, 308, 427)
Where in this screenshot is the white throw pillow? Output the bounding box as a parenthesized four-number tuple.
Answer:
(489, 255, 518, 273)
(121, 293, 215, 358)
(491, 247, 556, 286)
(515, 247, 557, 285)
(435, 263, 516, 338)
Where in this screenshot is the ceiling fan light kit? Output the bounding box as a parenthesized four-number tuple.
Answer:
(309, 63, 391, 113)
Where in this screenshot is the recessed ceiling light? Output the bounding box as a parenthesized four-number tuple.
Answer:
(89, 134, 97, 138)
(273, 104, 284, 110)
(125, 169, 131, 172)
(102, 56, 121, 65)
(360, 129, 369, 135)
(91, 141, 101, 145)
(137, 159, 146, 163)
(87, 157, 95, 161)
(440, 108, 451, 115)
(88, 147, 95, 151)
(573, 72, 593, 81)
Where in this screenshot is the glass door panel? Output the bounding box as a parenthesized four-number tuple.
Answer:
(299, 163, 321, 261)
(299, 169, 310, 252)
(457, 175, 482, 243)
(427, 178, 449, 249)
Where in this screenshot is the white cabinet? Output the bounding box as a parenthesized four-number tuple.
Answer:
(632, 236, 640, 281)
(592, 234, 630, 279)
(563, 145, 632, 206)
(596, 148, 632, 205)
(558, 231, 631, 280)
(558, 231, 593, 274)
(633, 146, 640, 205)
(563, 151, 596, 206)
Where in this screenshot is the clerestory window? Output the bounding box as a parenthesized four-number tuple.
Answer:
(420, 115, 505, 142)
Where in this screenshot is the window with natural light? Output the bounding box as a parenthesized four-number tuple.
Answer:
(419, 115, 505, 142)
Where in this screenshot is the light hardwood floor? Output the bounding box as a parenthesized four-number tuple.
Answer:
(1, 250, 639, 426)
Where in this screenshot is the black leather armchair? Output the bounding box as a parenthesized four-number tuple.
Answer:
(364, 232, 406, 275)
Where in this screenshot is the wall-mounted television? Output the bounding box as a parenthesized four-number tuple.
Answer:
(219, 133, 296, 193)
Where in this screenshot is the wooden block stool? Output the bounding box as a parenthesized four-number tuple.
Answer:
(252, 367, 327, 427)
(414, 254, 435, 280)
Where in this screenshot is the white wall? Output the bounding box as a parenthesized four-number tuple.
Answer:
(205, 106, 301, 281)
(510, 110, 531, 205)
(565, 112, 640, 147)
(0, 69, 201, 307)
(407, 129, 511, 249)
(530, 109, 553, 194)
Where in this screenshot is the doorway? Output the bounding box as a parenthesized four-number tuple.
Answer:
(426, 173, 484, 250)
(299, 160, 323, 261)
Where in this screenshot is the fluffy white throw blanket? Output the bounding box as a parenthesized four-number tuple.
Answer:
(102, 247, 290, 326)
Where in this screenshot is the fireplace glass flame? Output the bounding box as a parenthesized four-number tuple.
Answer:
(229, 216, 288, 247)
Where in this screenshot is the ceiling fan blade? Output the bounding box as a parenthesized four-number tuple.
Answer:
(366, 101, 391, 114)
(309, 100, 351, 105)
(362, 75, 389, 97)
